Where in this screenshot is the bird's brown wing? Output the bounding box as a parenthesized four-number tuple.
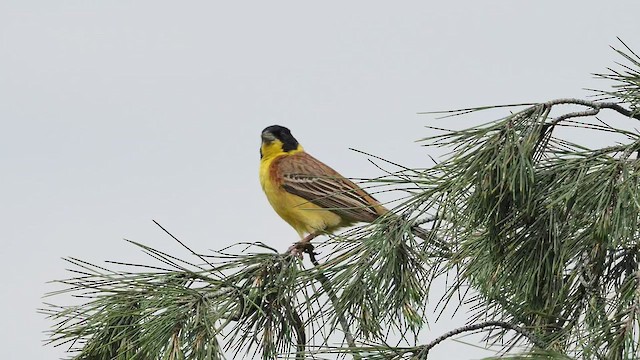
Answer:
(276, 152, 387, 223)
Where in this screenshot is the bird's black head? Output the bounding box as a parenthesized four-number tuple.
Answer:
(260, 125, 300, 156)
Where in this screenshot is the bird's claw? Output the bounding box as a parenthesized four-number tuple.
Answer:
(287, 241, 315, 259)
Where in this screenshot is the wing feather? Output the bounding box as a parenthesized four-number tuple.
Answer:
(275, 152, 386, 223)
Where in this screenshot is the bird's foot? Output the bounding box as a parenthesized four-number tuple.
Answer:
(287, 241, 315, 259)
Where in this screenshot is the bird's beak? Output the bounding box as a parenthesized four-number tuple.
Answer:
(261, 131, 276, 143)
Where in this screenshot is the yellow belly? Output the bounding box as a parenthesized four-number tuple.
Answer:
(260, 158, 344, 238)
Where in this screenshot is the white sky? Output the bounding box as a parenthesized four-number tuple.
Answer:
(1, 1, 638, 359)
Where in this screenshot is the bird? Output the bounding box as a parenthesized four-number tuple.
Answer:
(259, 125, 398, 256)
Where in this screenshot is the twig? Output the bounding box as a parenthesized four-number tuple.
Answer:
(550, 108, 600, 125)
(305, 247, 362, 360)
(414, 215, 438, 226)
(421, 99, 639, 121)
(413, 321, 547, 358)
(284, 299, 306, 360)
(544, 98, 640, 122)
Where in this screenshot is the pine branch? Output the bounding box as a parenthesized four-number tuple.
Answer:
(544, 98, 640, 122)
(305, 246, 362, 360)
(413, 321, 547, 358)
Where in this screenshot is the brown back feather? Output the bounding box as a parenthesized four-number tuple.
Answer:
(275, 152, 387, 223)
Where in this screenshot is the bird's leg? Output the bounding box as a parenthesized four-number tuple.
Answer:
(287, 233, 317, 259)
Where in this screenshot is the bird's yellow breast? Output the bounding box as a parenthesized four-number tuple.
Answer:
(259, 143, 344, 237)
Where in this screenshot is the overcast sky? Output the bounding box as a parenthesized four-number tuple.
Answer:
(1, 1, 639, 359)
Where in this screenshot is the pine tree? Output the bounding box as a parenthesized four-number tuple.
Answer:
(44, 40, 640, 359)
